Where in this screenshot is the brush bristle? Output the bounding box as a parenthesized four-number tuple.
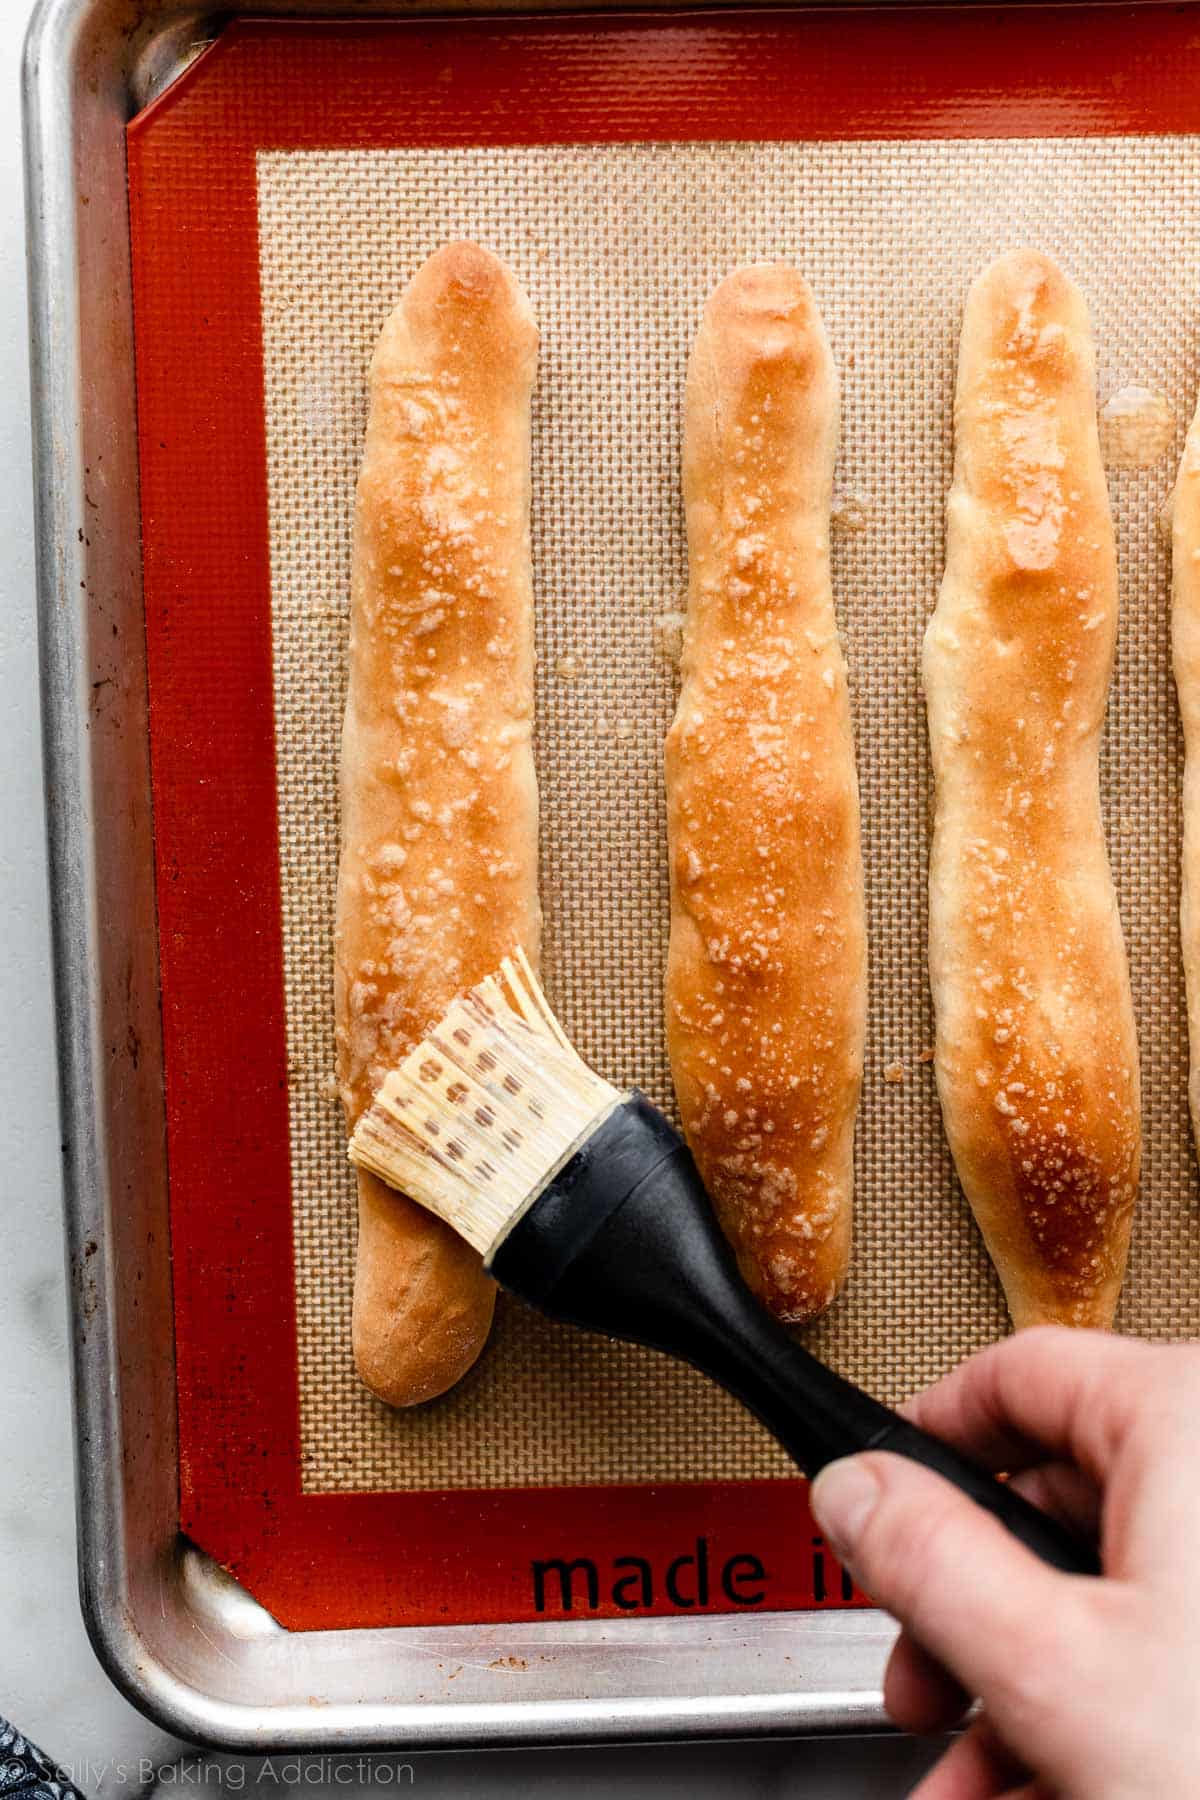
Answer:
(347, 949, 623, 1256)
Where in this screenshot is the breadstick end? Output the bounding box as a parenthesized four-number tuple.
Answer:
(699, 262, 829, 379)
(378, 240, 537, 367)
(351, 1166, 498, 1406)
(962, 248, 1089, 377)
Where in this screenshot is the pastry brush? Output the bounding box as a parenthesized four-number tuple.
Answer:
(349, 951, 1099, 1578)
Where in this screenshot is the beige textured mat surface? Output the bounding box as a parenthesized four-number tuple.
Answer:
(258, 138, 1200, 1495)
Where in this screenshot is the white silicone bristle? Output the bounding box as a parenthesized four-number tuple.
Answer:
(347, 956, 622, 1255)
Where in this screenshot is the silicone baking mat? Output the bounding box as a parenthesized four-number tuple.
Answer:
(127, 7, 1200, 1631)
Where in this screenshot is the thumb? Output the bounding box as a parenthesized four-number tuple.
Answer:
(810, 1452, 1089, 1719)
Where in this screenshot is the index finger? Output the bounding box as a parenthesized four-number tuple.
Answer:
(900, 1328, 1172, 1483)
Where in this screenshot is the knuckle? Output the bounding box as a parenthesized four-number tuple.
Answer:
(1165, 1341, 1200, 1397)
(969, 1327, 1065, 1416)
(1015, 1323, 1075, 1358)
(983, 1609, 1076, 1729)
(999, 1325, 1076, 1392)
(986, 1647, 1058, 1730)
(1134, 1342, 1200, 1448)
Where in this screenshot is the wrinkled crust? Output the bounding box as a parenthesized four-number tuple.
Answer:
(666, 265, 865, 1325)
(337, 242, 539, 1404)
(924, 250, 1140, 1331)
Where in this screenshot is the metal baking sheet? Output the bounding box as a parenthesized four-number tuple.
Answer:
(24, 0, 904, 1749)
(26, 0, 1200, 1752)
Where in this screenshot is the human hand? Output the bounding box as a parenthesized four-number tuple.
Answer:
(809, 1328, 1200, 1798)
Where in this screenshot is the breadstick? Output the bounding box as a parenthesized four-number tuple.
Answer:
(664, 265, 866, 1324)
(923, 249, 1140, 1329)
(1172, 395, 1200, 1152)
(336, 243, 540, 1405)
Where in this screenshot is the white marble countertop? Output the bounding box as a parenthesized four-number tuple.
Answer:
(0, 0, 944, 1787)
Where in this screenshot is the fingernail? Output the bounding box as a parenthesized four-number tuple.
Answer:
(811, 1457, 881, 1561)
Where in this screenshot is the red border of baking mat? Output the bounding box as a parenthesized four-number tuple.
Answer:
(127, 6, 1200, 1632)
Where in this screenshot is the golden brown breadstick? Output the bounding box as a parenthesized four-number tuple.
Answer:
(1172, 393, 1200, 1153)
(336, 242, 540, 1405)
(923, 249, 1140, 1329)
(664, 265, 866, 1324)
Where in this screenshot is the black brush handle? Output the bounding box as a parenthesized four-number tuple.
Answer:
(490, 1094, 1099, 1578)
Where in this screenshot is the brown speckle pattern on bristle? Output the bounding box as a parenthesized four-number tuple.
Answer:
(349, 954, 621, 1255)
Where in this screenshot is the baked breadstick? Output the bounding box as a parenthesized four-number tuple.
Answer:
(336, 243, 540, 1406)
(1172, 396, 1200, 1152)
(665, 265, 866, 1324)
(923, 249, 1140, 1329)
